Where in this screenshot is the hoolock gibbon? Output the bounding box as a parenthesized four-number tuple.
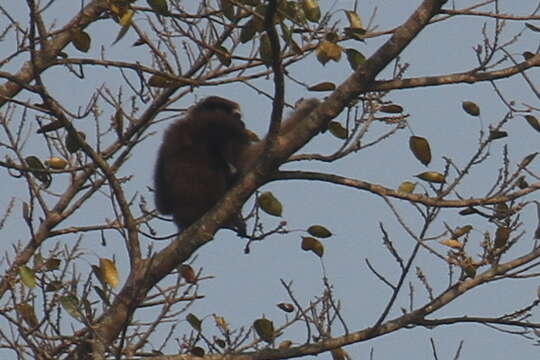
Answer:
(154, 96, 319, 235)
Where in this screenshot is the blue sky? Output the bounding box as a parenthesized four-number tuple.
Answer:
(1, 1, 539, 358)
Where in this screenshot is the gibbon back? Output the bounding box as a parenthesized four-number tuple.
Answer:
(154, 96, 320, 235)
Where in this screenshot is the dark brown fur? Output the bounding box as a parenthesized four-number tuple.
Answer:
(154, 96, 319, 234)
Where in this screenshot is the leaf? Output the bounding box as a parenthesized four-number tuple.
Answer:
(216, 46, 232, 66)
(65, 131, 86, 153)
(462, 101, 480, 116)
(307, 225, 332, 238)
(186, 313, 202, 332)
(147, 0, 169, 15)
(37, 120, 64, 134)
(461, 258, 477, 279)
(409, 136, 432, 166)
(525, 23, 540, 32)
(60, 295, 81, 319)
(439, 239, 463, 249)
(301, 236, 324, 257)
(99, 258, 119, 288)
(73, 30, 91, 52)
(516, 176, 528, 189)
(112, 9, 135, 45)
(45, 157, 68, 170)
(345, 10, 364, 30)
(44, 258, 61, 271)
(148, 74, 175, 88)
(279, 340, 293, 349)
(45, 280, 63, 292)
(215, 338, 226, 348)
(180, 264, 197, 284)
(379, 104, 403, 113)
(452, 225, 472, 238)
(493, 202, 509, 219)
(415, 171, 445, 184)
(112, 107, 124, 139)
(397, 181, 416, 193)
(220, 0, 235, 20)
(331, 347, 348, 360)
(190, 347, 205, 357)
(308, 82, 336, 91)
(25, 156, 51, 185)
(93, 286, 110, 305)
(253, 318, 275, 343)
(327, 121, 348, 139)
(259, 33, 273, 67)
(316, 41, 342, 65)
(345, 48, 366, 70)
(257, 192, 283, 217)
(19, 265, 36, 288)
(523, 51, 534, 60)
(277, 303, 294, 313)
(214, 315, 229, 332)
(16, 303, 38, 327)
(488, 129, 507, 140)
(524, 115, 540, 132)
(494, 226, 510, 249)
(459, 207, 479, 216)
(519, 152, 538, 168)
(301, 0, 321, 23)
(240, 18, 259, 43)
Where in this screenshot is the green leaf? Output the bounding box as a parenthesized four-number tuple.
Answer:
(19, 265, 37, 288)
(60, 295, 81, 319)
(147, 0, 169, 15)
(257, 192, 283, 217)
(186, 313, 202, 332)
(307, 225, 332, 238)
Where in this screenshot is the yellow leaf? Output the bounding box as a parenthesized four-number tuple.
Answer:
(397, 181, 416, 193)
(439, 239, 463, 249)
(415, 171, 445, 184)
(302, 0, 321, 22)
(316, 41, 342, 65)
(99, 258, 119, 288)
(45, 157, 67, 170)
(345, 11, 364, 30)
